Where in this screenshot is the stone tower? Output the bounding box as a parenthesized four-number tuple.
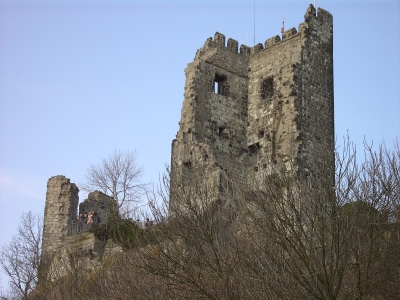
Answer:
(41, 176, 79, 259)
(170, 5, 334, 213)
(41, 176, 118, 280)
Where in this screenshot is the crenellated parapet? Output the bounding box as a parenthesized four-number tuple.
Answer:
(264, 35, 281, 48)
(227, 38, 238, 52)
(213, 32, 225, 48)
(202, 32, 251, 56)
(198, 5, 332, 61)
(305, 4, 316, 21)
(240, 44, 251, 55)
(315, 7, 333, 23)
(282, 27, 298, 40)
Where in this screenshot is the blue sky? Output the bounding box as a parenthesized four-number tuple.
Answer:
(0, 0, 399, 288)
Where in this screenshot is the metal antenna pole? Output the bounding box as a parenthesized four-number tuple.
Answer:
(254, 0, 255, 46)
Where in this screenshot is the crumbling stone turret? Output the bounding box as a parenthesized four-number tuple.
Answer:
(41, 176, 79, 258)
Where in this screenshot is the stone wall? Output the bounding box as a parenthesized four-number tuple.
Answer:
(170, 4, 334, 212)
(40, 4, 335, 280)
(79, 190, 116, 224)
(295, 6, 335, 177)
(170, 31, 251, 214)
(41, 176, 79, 258)
(41, 176, 120, 281)
(46, 233, 122, 282)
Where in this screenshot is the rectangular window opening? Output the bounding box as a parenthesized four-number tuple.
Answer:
(261, 77, 274, 99)
(218, 127, 229, 138)
(214, 74, 229, 96)
(182, 161, 192, 186)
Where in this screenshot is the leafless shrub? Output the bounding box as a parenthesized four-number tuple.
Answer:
(0, 212, 42, 300)
(241, 138, 400, 299)
(32, 139, 400, 299)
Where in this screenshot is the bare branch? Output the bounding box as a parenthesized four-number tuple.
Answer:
(80, 150, 149, 215)
(0, 212, 43, 299)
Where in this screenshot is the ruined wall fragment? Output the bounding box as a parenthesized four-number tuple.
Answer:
(296, 7, 335, 177)
(79, 190, 116, 224)
(41, 176, 79, 258)
(41, 176, 122, 282)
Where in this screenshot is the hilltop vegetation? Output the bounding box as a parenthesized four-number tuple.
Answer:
(25, 140, 400, 300)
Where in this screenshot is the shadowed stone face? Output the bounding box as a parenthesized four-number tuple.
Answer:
(79, 191, 115, 225)
(42, 175, 79, 257)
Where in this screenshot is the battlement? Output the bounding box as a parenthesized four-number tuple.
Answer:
(282, 27, 298, 40)
(205, 32, 251, 55)
(316, 7, 333, 22)
(305, 4, 316, 21)
(202, 5, 332, 59)
(305, 5, 333, 23)
(265, 35, 281, 48)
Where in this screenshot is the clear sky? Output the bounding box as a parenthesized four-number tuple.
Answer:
(0, 0, 399, 288)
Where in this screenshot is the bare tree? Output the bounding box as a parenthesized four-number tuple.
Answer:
(30, 140, 400, 299)
(0, 211, 43, 300)
(241, 138, 400, 299)
(80, 149, 149, 215)
(138, 138, 400, 299)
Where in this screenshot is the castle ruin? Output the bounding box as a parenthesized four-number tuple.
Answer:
(170, 4, 334, 213)
(40, 4, 334, 280)
(40, 176, 118, 279)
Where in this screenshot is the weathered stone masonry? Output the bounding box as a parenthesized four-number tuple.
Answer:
(40, 4, 334, 278)
(41, 176, 117, 280)
(42, 176, 79, 258)
(170, 5, 334, 212)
